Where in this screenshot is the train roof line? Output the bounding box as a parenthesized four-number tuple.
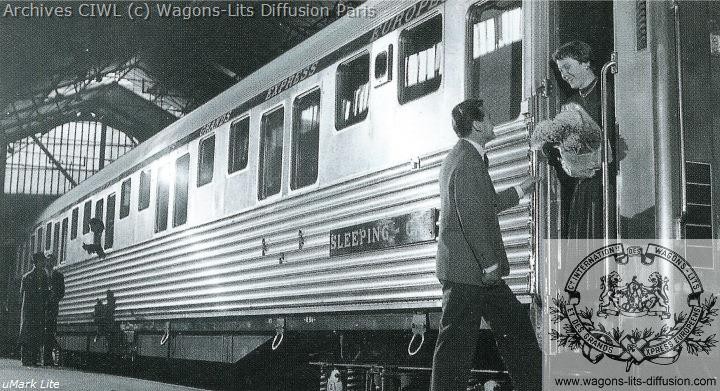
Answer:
(33, 0, 426, 226)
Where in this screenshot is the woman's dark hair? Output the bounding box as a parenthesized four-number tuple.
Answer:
(452, 99, 484, 138)
(552, 40, 593, 64)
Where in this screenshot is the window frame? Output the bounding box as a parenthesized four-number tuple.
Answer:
(105, 193, 116, 249)
(155, 164, 171, 233)
(139, 169, 151, 211)
(83, 200, 92, 234)
(95, 199, 104, 225)
(397, 13, 444, 104)
(36, 227, 43, 252)
(174, 153, 191, 227)
(60, 218, 68, 264)
(71, 207, 79, 240)
(120, 178, 132, 219)
(258, 105, 286, 201)
(45, 222, 52, 251)
(291, 87, 321, 191)
(335, 51, 371, 130)
(197, 134, 216, 187)
(228, 116, 251, 175)
(373, 44, 394, 86)
(52, 221, 60, 256)
(464, 1, 523, 123)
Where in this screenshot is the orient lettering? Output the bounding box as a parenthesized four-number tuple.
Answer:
(370, 0, 442, 42)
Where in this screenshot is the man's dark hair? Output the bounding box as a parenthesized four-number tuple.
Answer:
(452, 99, 484, 138)
(552, 40, 593, 64)
(32, 252, 46, 264)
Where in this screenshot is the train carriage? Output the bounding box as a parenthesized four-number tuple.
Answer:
(8, 0, 720, 389)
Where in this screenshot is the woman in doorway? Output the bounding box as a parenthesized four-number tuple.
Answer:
(538, 40, 615, 239)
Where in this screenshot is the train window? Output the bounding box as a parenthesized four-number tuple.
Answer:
(336, 52, 370, 129)
(52, 222, 60, 258)
(71, 207, 79, 239)
(468, 2, 522, 123)
(228, 117, 250, 174)
(105, 194, 116, 249)
(258, 107, 285, 200)
(120, 178, 132, 219)
(399, 14, 443, 104)
(83, 200, 92, 234)
(292, 88, 320, 190)
(45, 222, 52, 250)
(174, 154, 190, 227)
(197, 135, 215, 187)
(30, 235, 36, 256)
(374, 45, 393, 85)
(155, 164, 171, 232)
(60, 218, 68, 263)
(95, 199, 104, 224)
(37, 227, 43, 252)
(139, 170, 151, 211)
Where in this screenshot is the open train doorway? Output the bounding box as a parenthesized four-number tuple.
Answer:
(548, 0, 616, 239)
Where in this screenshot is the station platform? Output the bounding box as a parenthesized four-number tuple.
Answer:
(0, 359, 209, 391)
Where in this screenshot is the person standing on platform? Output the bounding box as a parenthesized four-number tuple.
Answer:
(44, 253, 64, 366)
(430, 99, 541, 391)
(19, 252, 49, 366)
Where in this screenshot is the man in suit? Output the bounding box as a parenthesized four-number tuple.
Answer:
(19, 252, 49, 366)
(44, 253, 64, 365)
(430, 99, 541, 391)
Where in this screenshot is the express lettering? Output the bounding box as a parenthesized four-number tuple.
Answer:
(200, 112, 231, 135)
(265, 62, 319, 101)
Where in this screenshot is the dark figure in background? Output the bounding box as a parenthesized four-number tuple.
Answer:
(44, 254, 65, 366)
(103, 290, 123, 367)
(93, 299, 105, 342)
(91, 290, 122, 370)
(19, 253, 48, 366)
(2, 278, 21, 358)
(430, 100, 541, 391)
(551, 40, 615, 239)
(82, 218, 106, 258)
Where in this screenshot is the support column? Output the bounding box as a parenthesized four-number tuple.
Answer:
(0, 133, 7, 227)
(99, 122, 107, 170)
(0, 133, 6, 198)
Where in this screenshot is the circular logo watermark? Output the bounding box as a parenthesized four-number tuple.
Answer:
(550, 243, 717, 371)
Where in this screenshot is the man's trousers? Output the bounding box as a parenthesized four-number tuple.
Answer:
(430, 280, 542, 391)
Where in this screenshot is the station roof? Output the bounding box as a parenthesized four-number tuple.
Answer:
(0, 0, 364, 143)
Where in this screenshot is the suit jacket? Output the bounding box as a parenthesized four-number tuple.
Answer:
(436, 139, 519, 286)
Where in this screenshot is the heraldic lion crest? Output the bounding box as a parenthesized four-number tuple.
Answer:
(550, 243, 717, 371)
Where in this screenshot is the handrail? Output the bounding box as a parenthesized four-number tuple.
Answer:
(673, 1, 687, 237)
(601, 56, 618, 240)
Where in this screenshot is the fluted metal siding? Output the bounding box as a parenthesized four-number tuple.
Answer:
(58, 121, 531, 324)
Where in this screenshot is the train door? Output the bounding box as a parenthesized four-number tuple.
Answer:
(541, 1, 616, 240)
(464, 0, 535, 298)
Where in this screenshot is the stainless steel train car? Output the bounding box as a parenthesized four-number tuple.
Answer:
(9, 0, 720, 389)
